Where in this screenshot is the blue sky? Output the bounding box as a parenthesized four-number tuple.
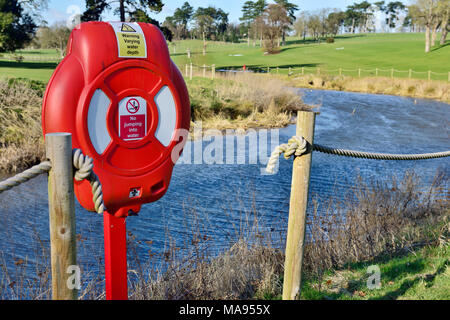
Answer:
(43, 0, 367, 26)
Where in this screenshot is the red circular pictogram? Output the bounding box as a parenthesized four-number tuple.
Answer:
(126, 98, 140, 114)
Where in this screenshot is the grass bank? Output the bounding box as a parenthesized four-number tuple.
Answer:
(288, 74, 450, 103)
(132, 171, 448, 300)
(187, 73, 308, 132)
(302, 243, 449, 300)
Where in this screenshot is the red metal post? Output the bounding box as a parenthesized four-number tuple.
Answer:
(103, 211, 128, 300)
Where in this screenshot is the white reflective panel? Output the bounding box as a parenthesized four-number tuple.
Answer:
(154, 86, 177, 147)
(88, 89, 111, 155)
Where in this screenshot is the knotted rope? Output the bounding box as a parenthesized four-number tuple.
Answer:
(73, 149, 105, 214)
(266, 136, 308, 174)
(266, 135, 450, 174)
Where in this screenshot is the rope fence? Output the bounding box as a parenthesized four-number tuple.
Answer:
(0, 149, 105, 214)
(265, 135, 450, 174)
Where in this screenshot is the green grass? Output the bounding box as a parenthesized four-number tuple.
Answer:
(0, 49, 61, 82)
(1, 33, 449, 83)
(171, 33, 450, 81)
(300, 244, 450, 300)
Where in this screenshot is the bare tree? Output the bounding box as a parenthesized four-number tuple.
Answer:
(36, 23, 71, 58)
(410, 0, 440, 52)
(262, 4, 290, 53)
(438, 0, 449, 44)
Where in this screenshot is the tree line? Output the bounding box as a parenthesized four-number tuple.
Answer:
(0, 0, 448, 54)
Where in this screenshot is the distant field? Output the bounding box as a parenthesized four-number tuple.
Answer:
(0, 33, 449, 82)
(171, 33, 450, 81)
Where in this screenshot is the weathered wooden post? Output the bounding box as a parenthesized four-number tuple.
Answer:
(282, 111, 316, 300)
(46, 133, 77, 300)
(212, 64, 216, 79)
(302, 67, 304, 75)
(289, 67, 291, 75)
(190, 62, 193, 80)
(358, 68, 361, 78)
(185, 64, 188, 78)
(375, 67, 378, 77)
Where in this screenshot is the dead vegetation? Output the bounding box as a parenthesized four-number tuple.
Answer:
(128, 171, 448, 300)
(0, 79, 45, 173)
(0, 170, 447, 299)
(290, 74, 450, 103)
(189, 72, 309, 130)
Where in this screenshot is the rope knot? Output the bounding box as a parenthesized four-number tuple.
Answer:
(266, 136, 308, 174)
(72, 149, 105, 214)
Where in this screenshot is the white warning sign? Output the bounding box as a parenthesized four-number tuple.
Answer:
(118, 96, 147, 141)
(108, 22, 147, 58)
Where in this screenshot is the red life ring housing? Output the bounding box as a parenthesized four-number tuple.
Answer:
(42, 22, 190, 217)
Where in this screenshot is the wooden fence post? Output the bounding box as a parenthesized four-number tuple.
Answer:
(375, 68, 378, 77)
(46, 133, 77, 300)
(289, 67, 291, 75)
(190, 63, 193, 80)
(282, 111, 316, 300)
(358, 68, 361, 78)
(302, 67, 304, 75)
(212, 64, 215, 79)
(185, 64, 188, 78)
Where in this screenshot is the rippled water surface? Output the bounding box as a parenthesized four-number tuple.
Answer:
(0, 89, 448, 285)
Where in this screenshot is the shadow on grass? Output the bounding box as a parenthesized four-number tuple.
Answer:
(0, 60, 58, 70)
(285, 34, 365, 46)
(430, 40, 450, 52)
(373, 258, 448, 300)
(216, 63, 319, 73)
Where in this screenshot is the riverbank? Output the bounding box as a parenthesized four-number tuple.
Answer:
(1, 170, 447, 300)
(287, 74, 450, 103)
(134, 172, 449, 300)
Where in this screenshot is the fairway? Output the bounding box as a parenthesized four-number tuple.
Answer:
(171, 33, 450, 80)
(0, 33, 449, 82)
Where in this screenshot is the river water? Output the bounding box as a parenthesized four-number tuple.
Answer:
(0, 89, 448, 292)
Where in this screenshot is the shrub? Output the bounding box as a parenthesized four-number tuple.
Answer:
(12, 54, 24, 63)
